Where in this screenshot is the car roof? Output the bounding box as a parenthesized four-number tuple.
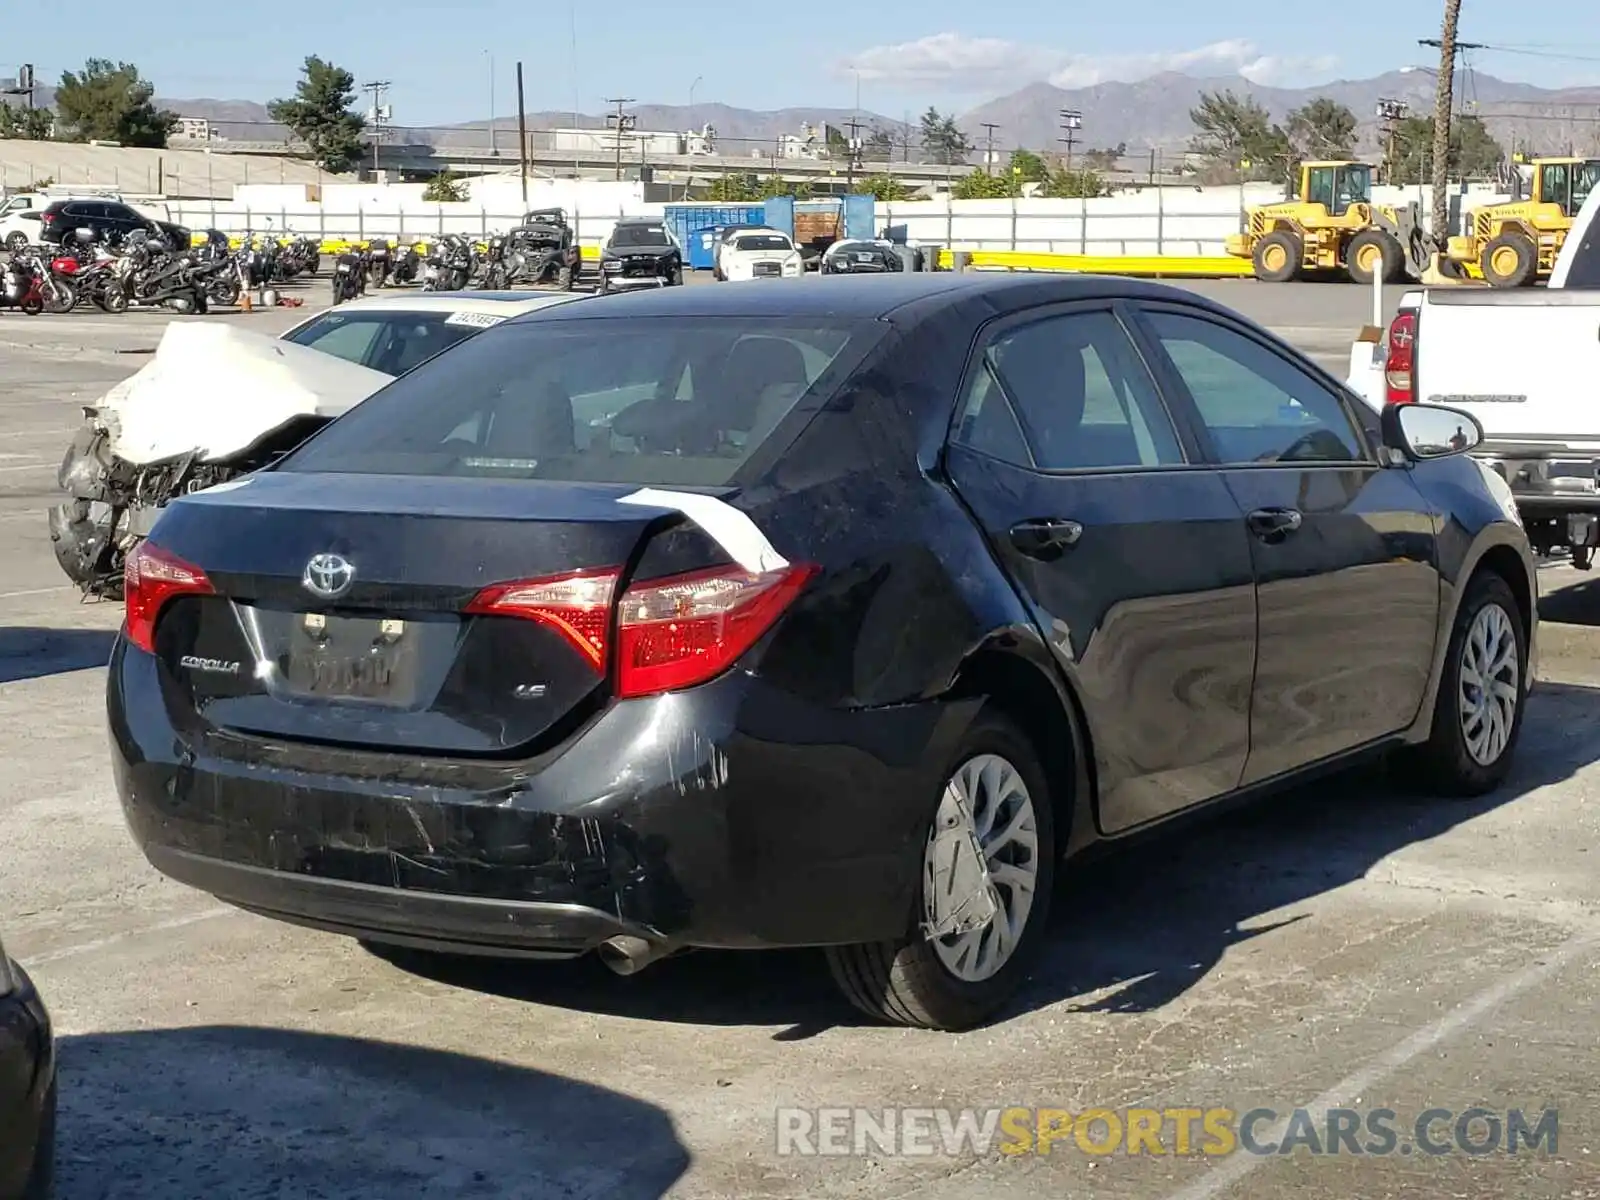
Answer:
(613, 216, 666, 225)
(515, 272, 1220, 323)
(310, 292, 590, 316)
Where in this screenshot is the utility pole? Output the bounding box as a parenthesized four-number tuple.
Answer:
(487, 53, 497, 156)
(363, 80, 391, 176)
(1420, 13, 1472, 245)
(980, 122, 1001, 171)
(844, 116, 863, 190)
(606, 97, 636, 181)
(1376, 98, 1408, 183)
(515, 62, 529, 205)
(1059, 109, 1083, 170)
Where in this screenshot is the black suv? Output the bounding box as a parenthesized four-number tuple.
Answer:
(38, 199, 190, 250)
(596, 217, 683, 293)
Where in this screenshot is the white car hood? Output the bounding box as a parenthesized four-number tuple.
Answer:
(725, 247, 800, 268)
(98, 322, 391, 466)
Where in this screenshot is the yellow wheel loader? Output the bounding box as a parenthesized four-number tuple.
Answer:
(1225, 161, 1428, 284)
(1447, 157, 1600, 287)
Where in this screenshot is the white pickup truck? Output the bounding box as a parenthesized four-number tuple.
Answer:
(1349, 183, 1600, 567)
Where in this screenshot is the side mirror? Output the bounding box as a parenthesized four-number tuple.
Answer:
(1380, 401, 1484, 462)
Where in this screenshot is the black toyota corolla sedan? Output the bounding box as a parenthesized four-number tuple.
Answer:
(107, 274, 1535, 1030)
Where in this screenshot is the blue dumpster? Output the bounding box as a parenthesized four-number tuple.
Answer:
(663, 203, 767, 271)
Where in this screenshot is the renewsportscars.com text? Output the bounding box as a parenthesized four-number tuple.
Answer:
(775, 1106, 1558, 1158)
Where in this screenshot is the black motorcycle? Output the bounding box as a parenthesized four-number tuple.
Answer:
(330, 250, 365, 304)
(390, 243, 421, 285)
(111, 235, 209, 314)
(366, 237, 393, 288)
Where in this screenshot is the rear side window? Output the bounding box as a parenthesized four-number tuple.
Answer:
(279, 317, 881, 486)
(953, 310, 1185, 471)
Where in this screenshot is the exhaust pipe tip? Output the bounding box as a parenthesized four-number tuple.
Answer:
(597, 935, 664, 977)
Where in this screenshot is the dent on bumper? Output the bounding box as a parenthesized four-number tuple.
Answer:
(110, 642, 968, 954)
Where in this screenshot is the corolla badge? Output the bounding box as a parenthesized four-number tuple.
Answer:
(302, 553, 355, 599)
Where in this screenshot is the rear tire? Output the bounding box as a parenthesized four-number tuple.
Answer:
(825, 708, 1056, 1030)
(1480, 233, 1537, 288)
(4, 232, 27, 253)
(1252, 231, 1302, 283)
(1397, 571, 1527, 796)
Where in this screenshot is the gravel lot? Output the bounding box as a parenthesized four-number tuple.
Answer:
(3, 278, 1598, 1199)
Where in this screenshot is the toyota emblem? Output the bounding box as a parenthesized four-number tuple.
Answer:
(302, 553, 355, 599)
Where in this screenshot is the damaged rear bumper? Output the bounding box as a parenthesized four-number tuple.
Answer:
(109, 638, 967, 958)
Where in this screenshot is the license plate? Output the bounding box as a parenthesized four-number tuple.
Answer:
(283, 614, 419, 703)
(854, 252, 874, 262)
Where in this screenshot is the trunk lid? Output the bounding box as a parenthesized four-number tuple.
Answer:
(147, 471, 704, 756)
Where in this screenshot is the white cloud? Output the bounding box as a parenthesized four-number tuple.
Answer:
(839, 33, 1339, 93)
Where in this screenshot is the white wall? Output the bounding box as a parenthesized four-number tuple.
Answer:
(165, 179, 1514, 256)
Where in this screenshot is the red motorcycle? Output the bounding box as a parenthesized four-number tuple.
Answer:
(45, 253, 81, 313)
(0, 252, 46, 315)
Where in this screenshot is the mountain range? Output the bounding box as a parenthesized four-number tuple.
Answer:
(15, 69, 1600, 162)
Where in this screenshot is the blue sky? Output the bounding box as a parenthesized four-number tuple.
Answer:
(35, 0, 1600, 124)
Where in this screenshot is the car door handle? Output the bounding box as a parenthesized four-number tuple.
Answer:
(1008, 517, 1084, 559)
(1246, 507, 1303, 542)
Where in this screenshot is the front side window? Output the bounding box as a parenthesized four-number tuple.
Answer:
(280, 317, 879, 487)
(1143, 311, 1365, 465)
(953, 310, 1184, 471)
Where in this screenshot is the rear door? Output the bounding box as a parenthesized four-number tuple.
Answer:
(1415, 291, 1600, 443)
(942, 301, 1259, 834)
(1131, 303, 1441, 784)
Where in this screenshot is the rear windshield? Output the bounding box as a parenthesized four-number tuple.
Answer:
(610, 224, 671, 248)
(734, 235, 792, 252)
(278, 316, 881, 486)
(281, 310, 490, 376)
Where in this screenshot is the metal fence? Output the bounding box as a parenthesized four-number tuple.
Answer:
(162, 199, 1255, 258)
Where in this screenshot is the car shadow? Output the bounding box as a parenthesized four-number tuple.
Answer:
(1538, 572, 1600, 626)
(55, 1026, 690, 1199)
(0, 627, 116, 683)
(374, 680, 1600, 1036)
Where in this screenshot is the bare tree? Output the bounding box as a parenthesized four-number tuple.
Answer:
(1431, 0, 1462, 246)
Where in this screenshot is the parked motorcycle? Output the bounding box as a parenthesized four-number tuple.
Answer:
(365, 237, 393, 288)
(0, 251, 46, 315)
(109, 234, 210, 314)
(390, 243, 421, 285)
(330, 250, 365, 304)
(421, 234, 472, 291)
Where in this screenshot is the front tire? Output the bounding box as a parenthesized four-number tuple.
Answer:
(1347, 230, 1402, 286)
(1399, 571, 1527, 796)
(825, 709, 1056, 1030)
(1480, 233, 1537, 288)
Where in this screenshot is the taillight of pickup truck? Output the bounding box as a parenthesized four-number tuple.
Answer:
(1384, 309, 1417, 404)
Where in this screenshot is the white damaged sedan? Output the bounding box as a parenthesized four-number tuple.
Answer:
(48, 291, 587, 597)
(720, 230, 804, 281)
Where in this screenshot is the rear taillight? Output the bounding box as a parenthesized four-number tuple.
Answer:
(1384, 310, 1417, 404)
(465, 570, 617, 668)
(124, 542, 214, 654)
(40, 212, 55, 224)
(615, 564, 816, 698)
(465, 562, 816, 698)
